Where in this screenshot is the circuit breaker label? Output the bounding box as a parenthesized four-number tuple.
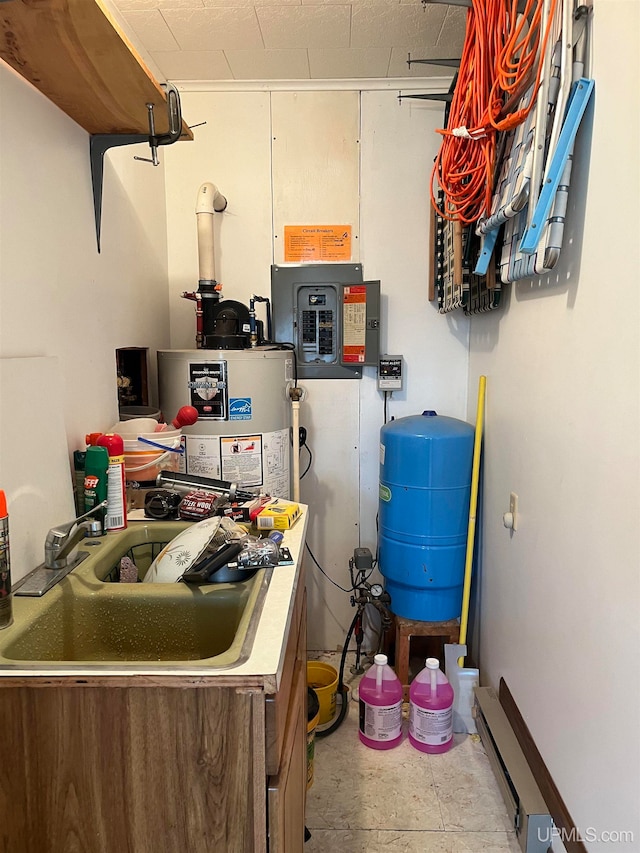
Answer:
(284, 225, 352, 262)
(342, 286, 367, 363)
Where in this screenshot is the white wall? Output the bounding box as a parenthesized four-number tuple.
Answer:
(164, 91, 274, 347)
(468, 4, 640, 850)
(0, 64, 171, 580)
(163, 86, 470, 649)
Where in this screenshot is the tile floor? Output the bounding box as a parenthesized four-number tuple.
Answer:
(305, 652, 521, 853)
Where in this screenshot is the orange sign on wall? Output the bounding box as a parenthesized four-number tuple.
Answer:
(284, 225, 352, 262)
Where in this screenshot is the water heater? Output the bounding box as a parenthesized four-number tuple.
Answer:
(158, 348, 293, 498)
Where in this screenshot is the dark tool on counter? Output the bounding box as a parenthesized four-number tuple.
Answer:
(144, 489, 183, 520)
(180, 540, 245, 585)
(156, 471, 256, 502)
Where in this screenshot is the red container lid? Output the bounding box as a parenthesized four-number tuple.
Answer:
(97, 433, 124, 455)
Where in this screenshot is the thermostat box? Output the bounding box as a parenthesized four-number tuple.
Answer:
(378, 355, 403, 391)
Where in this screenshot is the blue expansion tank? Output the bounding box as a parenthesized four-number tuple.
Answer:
(378, 410, 474, 622)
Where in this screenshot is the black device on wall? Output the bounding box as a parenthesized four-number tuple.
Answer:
(270, 264, 380, 379)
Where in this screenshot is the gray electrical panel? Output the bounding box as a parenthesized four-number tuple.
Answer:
(271, 264, 380, 379)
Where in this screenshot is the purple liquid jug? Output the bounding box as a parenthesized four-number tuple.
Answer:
(408, 657, 454, 753)
(358, 653, 403, 750)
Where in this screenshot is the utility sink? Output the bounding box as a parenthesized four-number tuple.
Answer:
(0, 522, 271, 670)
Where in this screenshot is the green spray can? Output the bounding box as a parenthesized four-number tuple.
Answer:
(84, 445, 109, 526)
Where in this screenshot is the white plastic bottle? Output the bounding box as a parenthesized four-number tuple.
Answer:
(408, 657, 454, 753)
(358, 653, 403, 750)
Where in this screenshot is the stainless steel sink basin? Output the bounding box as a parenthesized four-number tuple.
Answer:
(0, 522, 271, 670)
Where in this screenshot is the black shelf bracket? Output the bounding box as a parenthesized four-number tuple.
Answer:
(90, 82, 184, 252)
(407, 56, 461, 69)
(398, 55, 459, 103)
(398, 92, 454, 103)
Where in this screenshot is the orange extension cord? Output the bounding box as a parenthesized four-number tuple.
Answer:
(431, 0, 559, 225)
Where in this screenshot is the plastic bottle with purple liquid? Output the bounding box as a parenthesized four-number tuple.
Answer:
(408, 657, 454, 753)
(358, 653, 403, 750)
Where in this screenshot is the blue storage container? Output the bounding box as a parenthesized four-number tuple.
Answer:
(379, 411, 474, 621)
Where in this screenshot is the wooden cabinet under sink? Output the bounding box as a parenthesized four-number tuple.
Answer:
(0, 570, 307, 852)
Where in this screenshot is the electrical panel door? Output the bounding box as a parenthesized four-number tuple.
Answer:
(271, 264, 380, 379)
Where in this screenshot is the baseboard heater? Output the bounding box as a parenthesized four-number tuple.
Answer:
(474, 686, 553, 853)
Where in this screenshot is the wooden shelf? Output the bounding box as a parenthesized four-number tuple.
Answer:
(0, 0, 193, 139)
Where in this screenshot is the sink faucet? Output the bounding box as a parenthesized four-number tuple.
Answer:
(44, 502, 107, 570)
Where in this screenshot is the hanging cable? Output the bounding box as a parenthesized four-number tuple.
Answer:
(305, 542, 353, 593)
(431, 0, 559, 224)
(300, 444, 313, 479)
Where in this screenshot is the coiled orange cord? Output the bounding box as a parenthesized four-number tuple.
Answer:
(431, 0, 559, 224)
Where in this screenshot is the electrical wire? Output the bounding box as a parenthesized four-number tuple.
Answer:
(305, 542, 353, 593)
(383, 390, 389, 425)
(300, 443, 312, 479)
(431, 0, 559, 224)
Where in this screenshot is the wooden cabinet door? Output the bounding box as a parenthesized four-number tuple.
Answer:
(267, 659, 306, 853)
(0, 685, 260, 853)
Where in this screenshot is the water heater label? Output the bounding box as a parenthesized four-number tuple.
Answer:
(184, 429, 290, 498)
(187, 362, 227, 420)
(184, 435, 221, 479)
(221, 435, 263, 487)
(229, 397, 252, 421)
(379, 484, 391, 502)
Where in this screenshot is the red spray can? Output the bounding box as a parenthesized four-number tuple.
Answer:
(97, 433, 128, 531)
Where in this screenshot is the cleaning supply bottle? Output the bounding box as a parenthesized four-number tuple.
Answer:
(0, 490, 13, 629)
(358, 653, 403, 750)
(73, 449, 87, 516)
(97, 433, 127, 531)
(84, 445, 109, 527)
(409, 657, 454, 753)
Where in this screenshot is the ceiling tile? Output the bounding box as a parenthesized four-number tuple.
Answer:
(120, 10, 180, 51)
(351, 3, 447, 50)
(225, 49, 310, 79)
(112, 0, 161, 9)
(302, 0, 390, 4)
(113, 0, 205, 8)
(201, 0, 259, 6)
(257, 5, 351, 50)
(151, 50, 233, 79)
(204, 0, 301, 5)
(309, 47, 390, 78)
(161, 7, 264, 50)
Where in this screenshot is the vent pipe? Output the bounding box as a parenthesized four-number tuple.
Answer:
(196, 182, 227, 286)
